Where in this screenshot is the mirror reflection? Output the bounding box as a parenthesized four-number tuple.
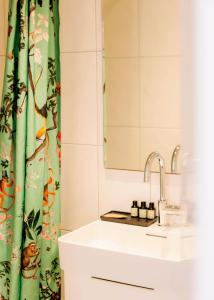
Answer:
(103, 0, 182, 173)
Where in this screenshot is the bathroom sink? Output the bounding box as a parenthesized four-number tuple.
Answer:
(59, 220, 195, 262)
(59, 221, 195, 300)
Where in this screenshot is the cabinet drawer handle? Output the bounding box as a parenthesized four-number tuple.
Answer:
(91, 276, 154, 291)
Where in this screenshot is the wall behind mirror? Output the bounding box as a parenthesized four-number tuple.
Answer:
(102, 0, 182, 173)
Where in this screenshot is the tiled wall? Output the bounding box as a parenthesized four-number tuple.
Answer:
(60, 0, 182, 232)
(0, 1, 182, 233)
(103, 0, 182, 172)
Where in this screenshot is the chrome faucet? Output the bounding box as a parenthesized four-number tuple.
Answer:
(171, 145, 181, 174)
(144, 152, 167, 225)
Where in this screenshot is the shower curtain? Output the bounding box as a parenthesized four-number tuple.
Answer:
(0, 0, 61, 299)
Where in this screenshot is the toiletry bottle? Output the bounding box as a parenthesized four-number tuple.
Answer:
(139, 201, 147, 219)
(147, 202, 156, 220)
(131, 201, 139, 218)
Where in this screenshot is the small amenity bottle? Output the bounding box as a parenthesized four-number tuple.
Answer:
(147, 202, 156, 220)
(131, 201, 139, 217)
(139, 201, 147, 219)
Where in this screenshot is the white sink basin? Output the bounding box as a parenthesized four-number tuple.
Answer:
(59, 221, 195, 300)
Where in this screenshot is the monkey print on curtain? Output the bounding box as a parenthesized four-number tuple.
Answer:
(0, 0, 61, 299)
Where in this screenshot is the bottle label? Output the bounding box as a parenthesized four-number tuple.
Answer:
(131, 207, 138, 217)
(139, 209, 147, 219)
(147, 210, 155, 220)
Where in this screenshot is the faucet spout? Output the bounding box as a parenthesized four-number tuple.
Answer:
(171, 145, 181, 174)
(144, 152, 166, 202)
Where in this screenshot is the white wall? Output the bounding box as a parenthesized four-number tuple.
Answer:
(190, 1, 214, 299)
(60, 0, 182, 233)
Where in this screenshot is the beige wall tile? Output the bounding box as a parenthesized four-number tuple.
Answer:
(140, 57, 182, 129)
(97, 51, 104, 145)
(59, 0, 183, 234)
(61, 144, 99, 231)
(103, 0, 138, 57)
(140, 128, 182, 172)
(98, 145, 151, 214)
(60, 0, 96, 52)
(105, 126, 140, 170)
(105, 58, 140, 126)
(4, 0, 9, 45)
(139, 0, 181, 56)
(61, 52, 97, 145)
(96, 0, 102, 51)
(0, 0, 5, 55)
(0, 56, 5, 102)
(150, 172, 181, 206)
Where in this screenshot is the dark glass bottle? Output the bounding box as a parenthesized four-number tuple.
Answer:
(139, 201, 147, 219)
(131, 200, 139, 218)
(147, 202, 155, 220)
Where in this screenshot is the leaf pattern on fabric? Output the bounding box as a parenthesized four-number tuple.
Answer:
(0, 0, 61, 299)
(0, 261, 11, 299)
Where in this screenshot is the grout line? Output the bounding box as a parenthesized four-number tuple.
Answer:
(60, 50, 98, 54)
(104, 125, 182, 130)
(102, 164, 181, 175)
(59, 51, 180, 57)
(95, 0, 101, 219)
(137, 0, 141, 170)
(104, 55, 182, 59)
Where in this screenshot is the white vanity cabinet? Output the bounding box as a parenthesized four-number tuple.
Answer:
(59, 221, 194, 300)
(88, 278, 157, 300)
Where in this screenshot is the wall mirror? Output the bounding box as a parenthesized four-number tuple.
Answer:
(102, 0, 182, 174)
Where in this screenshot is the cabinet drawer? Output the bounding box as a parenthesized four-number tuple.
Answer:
(88, 276, 157, 300)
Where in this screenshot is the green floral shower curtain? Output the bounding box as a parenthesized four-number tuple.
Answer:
(0, 0, 61, 299)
